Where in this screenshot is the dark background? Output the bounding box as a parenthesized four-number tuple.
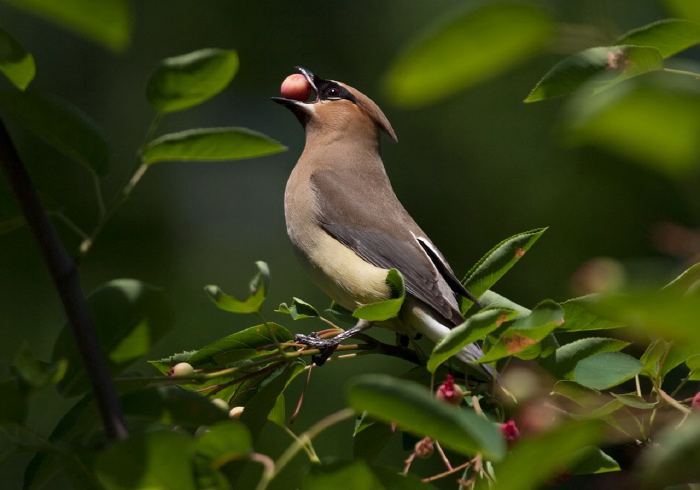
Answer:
(1, 1, 697, 488)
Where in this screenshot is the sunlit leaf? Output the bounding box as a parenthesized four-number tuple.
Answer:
(146, 49, 238, 113)
(617, 19, 700, 58)
(276, 297, 319, 320)
(384, 2, 553, 106)
(478, 300, 563, 363)
(539, 337, 630, 379)
(0, 91, 112, 176)
(185, 323, 293, 368)
(2, 0, 131, 52)
(0, 28, 35, 90)
(527, 45, 663, 103)
(205, 261, 270, 314)
(347, 374, 505, 460)
(428, 307, 518, 372)
(353, 269, 405, 322)
(565, 73, 700, 177)
(95, 431, 196, 490)
(573, 352, 642, 390)
(493, 421, 604, 490)
(143, 128, 286, 165)
(53, 279, 174, 396)
(558, 295, 623, 331)
(461, 228, 546, 312)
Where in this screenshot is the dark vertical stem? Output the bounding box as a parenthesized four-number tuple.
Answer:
(0, 119, 127, 442)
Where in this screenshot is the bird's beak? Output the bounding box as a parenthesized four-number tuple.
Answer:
(271, 66, 319, 109)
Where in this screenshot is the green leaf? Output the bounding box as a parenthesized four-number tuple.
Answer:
(205, 261, 270, 314)
(526, 45, 664, 102)
(13, 344, 67, 388)
(610, 393, 658, 410)
(239, 360, 306, 439)
(558, 295, 624, 331)
(478, 300, 563, 363)
(353, 269, 405, 322)
(346, 374, 505, 461)
(687, 354, 700, 380)
(185, 323, 293, 368)
(565, 73, 700, 177)
(640, 414, 700, 487)
(302, 460, 435, 490)
(428, 307, 518, 372)
(617, 19, 700, 58)
(267, 394, 286, 428)
(662, 0, 700, 23)
(120, 386, 229, 427)
(53, 279, 174, 397)
(477, 290, 531, 315)
(276, 297, 320, 320)
(461, 228, 546, 311)
(195, 420, 251, 466)
(0, 91, 112, 176)
(491, 421, 604, 490)
(662, 263, 700, 295)
(143, 127, 286, 164)
(95, 431, 196, 490)
(0, 29, 35, 90)
(539, 337, 630, 380)
(146, 49, 238, 113)
(593, 287, 700, 348)
(2, 0, 131, 52)
(384, 2, 553, 107)
(327, 302, 357, 326)
(573, 352, 642, 390)
(570, 446, 620, 475)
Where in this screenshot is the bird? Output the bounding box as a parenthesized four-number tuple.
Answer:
(272, 67, 492, 378)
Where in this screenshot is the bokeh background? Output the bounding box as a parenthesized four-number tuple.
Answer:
(1, 0, 699, 488)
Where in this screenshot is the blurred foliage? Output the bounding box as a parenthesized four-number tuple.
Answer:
(1, 0, 700, 489)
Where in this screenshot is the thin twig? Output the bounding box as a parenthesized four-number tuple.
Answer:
(0, 119, 127, 441)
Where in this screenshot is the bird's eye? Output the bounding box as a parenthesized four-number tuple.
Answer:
(325, 87, 341, 99)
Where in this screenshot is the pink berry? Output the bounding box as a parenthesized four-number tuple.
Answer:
(281, 74, 311, 102)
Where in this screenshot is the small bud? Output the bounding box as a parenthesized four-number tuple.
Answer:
(499, 420, 520, 443)
(172, 362, 195, 377)
(414, 437, 434, 459)
(229, 406, 245, 419)
(211, 398, 229, 411)
(436, 374, 463, 405)
(692, 392, 700, 410)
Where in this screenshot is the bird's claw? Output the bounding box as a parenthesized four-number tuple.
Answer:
(294, 332, 340, 366)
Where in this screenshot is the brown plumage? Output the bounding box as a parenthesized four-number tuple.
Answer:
(273, 67, 491, 376)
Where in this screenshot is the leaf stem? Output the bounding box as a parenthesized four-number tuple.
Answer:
(663, 68, 700, 79)
(255, 408, 355, 490)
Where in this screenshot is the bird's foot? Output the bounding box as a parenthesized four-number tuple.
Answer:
(294, 332, 340, 366)
(294, 319, 373, 366)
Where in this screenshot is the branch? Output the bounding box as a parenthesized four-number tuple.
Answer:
(0, 119, 127, 442)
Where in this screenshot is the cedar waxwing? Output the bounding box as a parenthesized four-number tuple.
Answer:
(273, 67, 492, 378)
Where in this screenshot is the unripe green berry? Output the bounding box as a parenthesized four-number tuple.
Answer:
(172, 362, 195, 377)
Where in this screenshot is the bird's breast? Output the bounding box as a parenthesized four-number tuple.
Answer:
(284, 170, 391, 311)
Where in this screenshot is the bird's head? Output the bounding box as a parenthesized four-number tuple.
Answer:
(272, 67, 397, 143)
